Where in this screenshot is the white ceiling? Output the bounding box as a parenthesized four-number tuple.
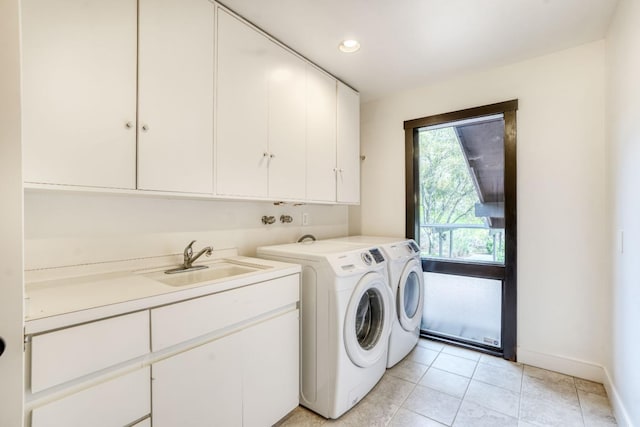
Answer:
(219, 0, 618, 102)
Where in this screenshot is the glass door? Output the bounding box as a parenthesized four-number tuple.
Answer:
(404, 101, 517, 359)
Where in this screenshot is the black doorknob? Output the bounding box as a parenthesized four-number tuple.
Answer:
(0, 337, 5, 357)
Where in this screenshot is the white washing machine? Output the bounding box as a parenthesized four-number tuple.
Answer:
(329, 236, 425, 367)
(257, 241, 394, 419)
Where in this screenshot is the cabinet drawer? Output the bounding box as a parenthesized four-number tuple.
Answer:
(31, 311, 150, 393)
(151, 274, 299, 351)
(31, 367, 150, 427)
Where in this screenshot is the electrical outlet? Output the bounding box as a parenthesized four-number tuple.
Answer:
(302, 212, 310, 226)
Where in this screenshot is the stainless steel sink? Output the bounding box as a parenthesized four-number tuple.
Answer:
(144, 260, 271, 287)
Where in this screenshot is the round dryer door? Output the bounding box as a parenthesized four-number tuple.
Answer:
(397, 258, 425, 332)
(344, 272, 393, 368)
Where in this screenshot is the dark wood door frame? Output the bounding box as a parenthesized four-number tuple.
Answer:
(404, 100, 518, 361)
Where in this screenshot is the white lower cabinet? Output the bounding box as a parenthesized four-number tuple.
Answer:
(152, 309, 299, 427)
(30, 311, 150, 393)
(151, 274, 299, 427)
(243, 310, 299, 427)
(31, 367, 150, 427)
(152, 332, 244, 427)
(25, 273, 300, 427)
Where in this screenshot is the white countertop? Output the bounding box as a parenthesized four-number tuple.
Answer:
(24, 254, 301, 335)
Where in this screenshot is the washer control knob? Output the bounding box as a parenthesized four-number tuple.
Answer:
(361, 252, 373, 265)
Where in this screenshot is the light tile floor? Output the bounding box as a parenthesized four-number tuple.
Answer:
(275, 339, 617, 427)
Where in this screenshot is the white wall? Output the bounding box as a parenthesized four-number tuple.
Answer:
(355, 41, 609, 381)
(0, 0, 24, 424)
(605, 0, 640, 424)
(24, 192, 348, 270)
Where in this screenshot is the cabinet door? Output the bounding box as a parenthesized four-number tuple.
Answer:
(152, 332, 243, 427)
(31, 368, 150, 427)
(266, 43, 307, 200)
(336, 82, 361, 204)
(243, 310, 299, 427)
(216, 10, 269, 198)
(31, 311, 150, 393)
(137, 0, 214, 194)
(306, 66, 337, 202)
(21, 0, 137, 189)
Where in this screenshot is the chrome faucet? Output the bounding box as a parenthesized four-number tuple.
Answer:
(165, 240, 213, 274)
(183, 240, 213, 268)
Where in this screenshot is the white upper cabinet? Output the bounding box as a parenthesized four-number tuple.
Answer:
(137, 0, 214, 194)
(21, 0, 214, 194)
(216, 9, 307, 201)
(216, 10, 269, 198)
(21, 1, 359, 203)
(306, 66, 337, 203)
(336, 82, 361, 204)
(21, 0, 137, 189)
(266, 41, 307, 200)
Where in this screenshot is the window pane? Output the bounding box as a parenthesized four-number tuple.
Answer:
(422, 272, 502, 348)
(417, 116, 505, 265)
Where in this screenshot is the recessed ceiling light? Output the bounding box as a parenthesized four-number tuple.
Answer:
(339, 39, 360, 53)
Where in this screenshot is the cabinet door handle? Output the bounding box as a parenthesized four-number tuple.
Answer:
(269, 153, 276, 159)
(125, 121, 134, 129)
(141, 124, 149, 132)
(263, 152, 269, 157)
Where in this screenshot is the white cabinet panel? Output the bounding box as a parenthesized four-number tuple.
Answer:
(21, 0, 137, 189)
(216, 10, 269, 198)
(31, 311, 150, 393)
(151, 274, 299, 351)
(337, 82, 361, 204)
(216, 9, 308, 201)
(137, 0, 214, 194)
(243, 310, 299, 427)
(152, 332, 243, 427)
(267, 42, 307, 200)
(306, 66, 337, 202)
(31, 368, 150, 427)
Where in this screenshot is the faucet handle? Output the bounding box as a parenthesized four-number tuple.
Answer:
(184, 240, 196, 261)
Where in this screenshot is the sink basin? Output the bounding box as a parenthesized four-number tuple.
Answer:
(144, 260, 271, 287)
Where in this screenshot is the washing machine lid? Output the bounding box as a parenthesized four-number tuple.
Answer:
(343, 271, 394, 368)
(397, 258, 424, 332)
(258, 241, 387, 277)
(258, 240, 366, 258)
(329, 236, 421, 261)
(328, 235, 404, 245)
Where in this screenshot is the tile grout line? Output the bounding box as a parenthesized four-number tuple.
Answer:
(576, 378, 587, 427)
(517, 363, 525, 423)
(449, 358, 480, 426)
(384, 344, 437, 426)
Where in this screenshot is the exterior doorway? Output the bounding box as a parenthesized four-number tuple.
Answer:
(404, 100, 517, 360)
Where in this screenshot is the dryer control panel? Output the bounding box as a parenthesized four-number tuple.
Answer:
(369, 248, 385, 264)
(329, 248, 386, 276)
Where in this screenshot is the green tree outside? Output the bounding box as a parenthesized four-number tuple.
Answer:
(418, 127, 504, 262)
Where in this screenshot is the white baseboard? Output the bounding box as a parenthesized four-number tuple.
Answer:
(517, 347, 604, 382)
(517, 348, 635, 426)
(602, 367, 634, 427)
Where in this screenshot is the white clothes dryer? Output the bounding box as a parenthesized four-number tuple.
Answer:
(329, 236, 425, 368)
(257, 241, 394, 419)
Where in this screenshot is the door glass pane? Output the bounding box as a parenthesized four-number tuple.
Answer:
(355, 289, 384, 350)
(422, 272, 502, 348)
(403, 271, 421, 318)
(417, 115, 505, 264)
